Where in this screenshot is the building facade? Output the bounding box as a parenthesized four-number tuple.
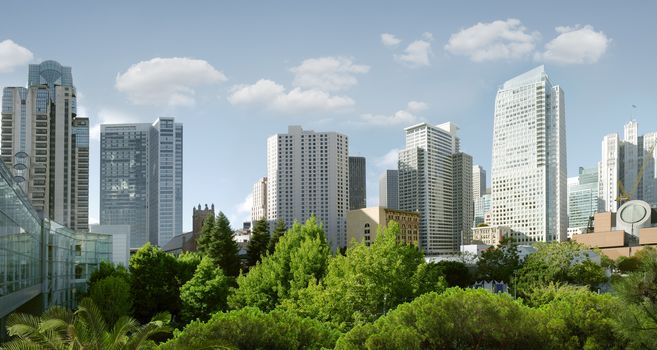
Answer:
(346, 207, 419, 247)
(348, 156, 366, 210)
(100, 118, 183, 248)
(251, 177, 267, 222)
(471, 226, 513, 246)
(472, 165, 486, 200)
(474, 194, 492, 226)
(1, 61, 89, 231)
(491, 66, 567, 243)
(599, 121, 657, 212)
(398, 122, 469, 254)
(266, 126, 349, 251)
(379, 169, 399, 209)
(568, 166, 601, 236)
(453, 152, 473, 249)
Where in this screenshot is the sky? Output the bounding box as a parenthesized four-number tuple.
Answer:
(1, 0, 657, 232)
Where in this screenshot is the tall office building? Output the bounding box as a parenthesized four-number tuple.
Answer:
(491, 66, 567, 243)
(599, 121, 657, 212)
(474, 194, 492, 226)
(1, 60, 89, 231)
(348, 156, 366, 210)
(251, 177, 267, 222)
(472, 165, 486, 200)
(379, 169, 399, 209)
(567, 166, 601, 236)
(100, 117, 183, 248)
(398, 122, 468, 254)
(266, 126, 349, 251)
(453, 152, 473, 249)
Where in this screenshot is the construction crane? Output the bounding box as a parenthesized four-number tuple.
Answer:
(615, 143, 657, 207)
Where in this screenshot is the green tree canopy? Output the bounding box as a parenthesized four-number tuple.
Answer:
(180, 256, 230, 323)
(89, 275, 132, 325)
(476, 237, 520, 283)
(246, 218, 270, 268)
(267, 219, 287, 254)
(197, 212, 241, 277)
(434, 260, 472, 288)
(87, 260, 130, 290)
(228, 216, 330, 311)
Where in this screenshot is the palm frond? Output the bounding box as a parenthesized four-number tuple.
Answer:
(0, 339, 45, 350)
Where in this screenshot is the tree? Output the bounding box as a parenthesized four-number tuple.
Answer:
(434, 260, 472, 288)
(229, 216, 330, 311)
(197, 212, 241, 278)
(180, 256, 230, 322)
(130, 243, 181, 323)
(476, 237, 520, 283)
(176, 252, 202, 286)
(246, 218, 270, 267)
(412, 262, 448, 296)
(3, 298, 170, 350)
(267, 219, 287, 254)
(89, 275, 132, 325)
(158, 307, 341, 350)
(88, 260, 130, 290)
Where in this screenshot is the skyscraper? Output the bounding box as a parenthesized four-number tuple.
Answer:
(453, 152, 473, 249)
(348, 156, 366, 210)
(251, 177, 267, 222)
(567, 166, 601, 236)
(266, 126, 349, 251)
(100, 117, 183, 248)
(472, 165, 486, 200)
(491, 66, 567, 243)
(379, 169, 399, 209)
(398, 122, 468, 254)
(1, 60, 89, 231)
(599, 121, 657, 212)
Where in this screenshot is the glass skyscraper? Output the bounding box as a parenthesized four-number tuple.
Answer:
(348, 156, 366, 210)
(100, 118, 183, 248)
(567, 166, 601, 236)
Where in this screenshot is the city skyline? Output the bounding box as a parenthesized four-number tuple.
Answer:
(1, 1, 657, 231)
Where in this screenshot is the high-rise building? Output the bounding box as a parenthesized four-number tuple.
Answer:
(599, 121, 657, 212)
(567, 167, 601, 237)
(472, 165, 486, 200)
(251, 177, 267, 222)
(379, 169, 399, 209)
(453, 152, 473, 249)
(1, 60, 89, 231)
(266, 126, 349, 251)
(491, 66, 567, 243)
(398, 122, 468, 254)
(348, 156, 366, 210)
(100, 118, 183, 248)
(473, 194, 492, 226)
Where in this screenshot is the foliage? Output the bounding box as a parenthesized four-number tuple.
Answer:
(197, 212, 241, 277)
(180, 256, 230, 323)
(3, 298, 170, 350)
(158, 307, 341, 350)
(434, 260, 472, 288)
(175, 252, 202, 286)
(246, 218, 270, 267)
(335, 288, 543, 350)
(228, 216, 330, 311)
(282, 221, 426, 330)
(88, 261, 130, 290)
(89, 276, 133, 325)
(412, 262, 448, 296)
(267, 219, 287, 254)
(476, 237, 520, 283)
(515, 242, 607, 298)
(129, 243, 181, 323)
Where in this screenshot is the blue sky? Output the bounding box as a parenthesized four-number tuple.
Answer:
(1, 0, 657, 231)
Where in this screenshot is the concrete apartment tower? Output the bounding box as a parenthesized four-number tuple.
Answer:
(100, 117, 183, 248)
(348, 156, 366, 210)
(599, 121, 657, 212)
(1, 60, 89, 231)
(379, 169, 399, 209)
(398, 122, 469, 254)
(251, 177, 267, 222)
(472, 165, 486, 200)
(491, 66, 567, 243)
(266, 126, 349, 251)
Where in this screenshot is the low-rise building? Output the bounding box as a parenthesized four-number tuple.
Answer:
(471, 226, 512, 246)
(347, 207, 419, 247)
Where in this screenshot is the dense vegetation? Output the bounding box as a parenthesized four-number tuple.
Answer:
(4, 211, 657, 349)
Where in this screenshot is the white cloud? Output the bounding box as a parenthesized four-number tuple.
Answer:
(90, 109, 135, 141)
(381, 33, 401, 47)
(445, 19, 538, 62)
(228, 79, 354, 114)
(0, 40, 33, 73)
(535, 25, 610, 64)
(396, 33, 433, 67)
(291, 56, 369, 92)
(237, 192, 253, 215)
(115, 57, 227, 107)
(375, 148, 400, 169)
(360, 100, 427, 127)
